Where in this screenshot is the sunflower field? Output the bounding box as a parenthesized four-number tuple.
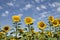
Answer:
(0, 15, 60, 40)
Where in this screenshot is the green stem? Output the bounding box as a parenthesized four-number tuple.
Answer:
(42, 29, 43, 33)
(16, 22, 18, 40)
(28, 24, 30, 32)
(5, 33, 7, 40)
(50, 26, 51, 32)
(28, 24, 32, 40)
(55, 27, 56, 33)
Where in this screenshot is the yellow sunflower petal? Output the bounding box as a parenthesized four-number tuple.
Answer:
(19, 29, 24, 33)
(53, 19, 59, 27)
(47, 32, 52, 36)
(38, 21, 46, 30)
(24, 17, 34, 24)
(35, 32, 39, 35)
(31, 30, 34, 33)
(48, 16, 54, 22)
(12, 15, 20, 22)
(10, 38, 16, 40)
(3, 26, 10, 32)
(57, 18, 60, 26)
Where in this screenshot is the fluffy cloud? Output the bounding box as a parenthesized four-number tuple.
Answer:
(2, 11, 9, 16)
(7, 2, 14, 6)
(49, 3, 56, 7)
(36, 5, 46, 11)
(38, 12, 48, 20)
(0, 6, 3, 9)
(5, 11, 9, 14)
(49, 2, 60, 7)
(57, 7, 60, 12)
(35, 0, 46, 3)
(41, 12, 48, 15)
(2, 13, 6, 16)
(41, 5, 46, 9)
(23, 4, 32, 10)
(54, 2, 60, 7)
(36, 7, 40, 11)
(17, 14, 23, 17)
(41, 12, 47, 17)
(41, 14, 46, 18)
(13, 0, 16, 1)
(35, 0, 40, 3)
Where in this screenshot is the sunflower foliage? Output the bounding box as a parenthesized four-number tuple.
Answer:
(0, 15, 60, 40)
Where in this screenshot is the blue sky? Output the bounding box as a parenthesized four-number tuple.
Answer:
(0, 0, 60, 31)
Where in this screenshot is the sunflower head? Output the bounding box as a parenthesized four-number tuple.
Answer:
(0, 32, 5, 35)
(57, 32, 60, 35)
(53, 19, 59, 27)
(35, 32, 39, 35)
(57, 19, 60, 26)
(47, 32, 52, 37)
(31, 29, 34, 33)
(48, 16, 54, 22)
(24, 17, 34, 24)
(10, 38, 16, 40)
(0, 32, 2, 38)
(38, 21, 46, 30)
(12, 15, 20, 22)
(3, 26, 10, 32)
(19, 29, 23, 33)
(0, 32, 5, 38)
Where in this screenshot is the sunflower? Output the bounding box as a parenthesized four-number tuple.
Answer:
(24, 17, 34, 24)
(31, 30, 34, 33)
(12, 15, 20, 22)
(35, 32, 39, 35)
(0, 32, 4, 38)
(3, 26, 10, 32)
(57, 32, 60, 35)
(19, 29, 23, 33)
(52, 19, 59, 27)
(0, 32, 5, 35)
(57, 19, 60, 26)
(10, 38, 16, 40)
(38, 21, 46, 30)
(47, 32, 52, 37)
(48, 16, 54, 22)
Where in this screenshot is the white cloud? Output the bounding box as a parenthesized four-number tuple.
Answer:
(38, 12, 48, 20)
(5, 11, 9, 14)
(35, 0, 40, 3)
(41, 12, 48, 15)
(7, 2, 14, 6)
(0, 6, 3, 9)
(38, 14, 46, 20)
(19, 9, 23, 11)
(49, 3, 56, 7)
(13, 0, 16, 1)
(51, 4, 56, 7)
(26, 4, 31, 8)
(1, 11, 9, 17)
(41, 14, 46, 18)
(17, 14, 23, 17)
(41, 5, 46, 9)
(49, 2, 60, 7)
(35, 0, 44, 3)
(23, 4, 32, 10)
(57, 7, 60, 11)
(2, 13, 6, 16)
(36, 7, 40, 11)
(54, 2, 60, 7)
